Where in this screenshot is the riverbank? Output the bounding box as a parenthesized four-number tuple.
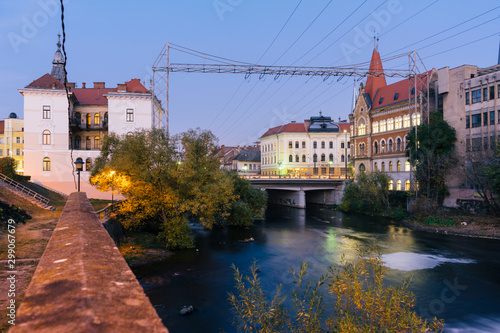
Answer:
(119, 231, 172, 267)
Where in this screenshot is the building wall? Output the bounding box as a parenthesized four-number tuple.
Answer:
(107, 94, 153, 135)
(0, 118, 25, 173)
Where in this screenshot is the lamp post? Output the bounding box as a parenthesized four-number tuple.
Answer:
(343, 130, 348, 179)
(110, 170, 116, 209)
(74, 159, 84, 192)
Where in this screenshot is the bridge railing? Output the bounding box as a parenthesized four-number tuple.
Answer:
(240, 174, 352, 180)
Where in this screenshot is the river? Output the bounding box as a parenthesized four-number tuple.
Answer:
(133, 205, 500, 332)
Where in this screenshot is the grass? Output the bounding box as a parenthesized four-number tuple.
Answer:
(89, 199, 112, 211)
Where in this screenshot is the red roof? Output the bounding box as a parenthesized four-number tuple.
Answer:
(364, 49, 387, 102)
(109, 79, 149, 93)
(260, 121, 349, 138)
(371, 71, 432, 110)
(26, 73, 65, 89)
(71, 79, 149, 105)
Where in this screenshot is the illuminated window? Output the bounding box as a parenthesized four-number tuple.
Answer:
(403, 115, 410, 128)
(87, 113, 91, 129)
(372, 121, 379, 133)
(389, 161, 393, 172)
(395, 117, 402, 129)
(94, 136, 100, 149)
(380, 120, 386, 132)
(397, 179, 402, 191)
(405, 160, 410, 171)
(412, 113, 421, 126)
(43, 157, 50, 171)
(358, 122, 366, 135)
(387, 118, 394, 131)
(42, 130, 51, 145)
(289, 155, 293, 162)
(381, 162, 385, 172)
(381, 140, 386, 153)
(388, 180, 394, 190)
(86, 158, 91, 171)
(405, 180, 411, 191)
(94, 113, 100, 126)
(126, 109, 134, 122)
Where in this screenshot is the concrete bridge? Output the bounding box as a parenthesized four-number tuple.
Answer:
(245, 176, 348, 208)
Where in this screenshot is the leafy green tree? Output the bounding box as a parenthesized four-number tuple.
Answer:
(0, 157, 18, 179)
(339, 171, 390, 213)
(229, 247, 444, 333)
(226, 172, 267, 227)
(406, 113, 457, 202)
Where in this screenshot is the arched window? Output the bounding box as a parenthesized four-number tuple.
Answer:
(43, 157, 50, 171)
(329, 154, 333, 162)
(395, 117, 402, 129)
(372, 121, 379, 133)
(75, 112, 81, 125)
(313, 154, 317, 162)
(405, 180, 411, 191)
(289, 141, 293, 148)
(103, 112, 108, 127)
(295, 155, 299, 163)
(74, 135, 81, 150)
(380, 120, 387, 132)
(85, 158, 91, 171)
(289, 155, 293, 162)
(42, 130, 51, 145)
(86, 136, 91, 150)
(348, 154, 350, 162)
(374, 141, 378, 154)
(359, 143, 365, 155)
(412, 113, 421, 126)
(397, 179, 402, 191)
(341, 154, 345, 162)
(381, 140, 386, 153)
(329, 141, 333, 149)
(320, 153, 325, 161)
(94, 136, 100, 149)
(295, 141, 299, 149)
(86, 113, 91, 129)
(374, 162, 378, 171)
(358, 122, 366, 135)
(302, 141, 306, 149)
(94, 113, 100, 126)
(388, 139, 393, 152)
(388, 180, 394, 190)
(403, 115, 410, 128)
(397, 160, 401, 171)
(387, 118, 394, 131)
(381, 162, 385, 172)
(321, 141, 325, 149)
(405, 160, 411, 171)
(389, 161, 393, 172)
(302, 155, 306, 162)
(313, 141, 317, 149)
(359, 163, 366, 173)
(397, 138, 402, 151)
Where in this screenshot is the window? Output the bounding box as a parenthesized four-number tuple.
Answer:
(341, 141, 345, 149)
(471, 114, 481, 128)
(372, 121, 379, 133)
(388, 180, 394, 190)
(387, 118, 394, 131)
(405, 160, 410, 171)
(94, 113, 100, 126)
(341, 154, 345, 162)
(405, 180, 411, 191)
(379, 97, 384, 105)
(313, 141, 317, 149)
(86, 136, 91, 150)
(302, 141, 306, 149)
(321, 141, 325, 149)
(471, 89, 481, 103)
(43, 157, 50, 171)
(374, 141, 378, 154)
(302, 155, 306, 162)
(388, 139, 393, 152)
(42, 130, 51, 145)
(94, 136, 100, 149)
(490, 86, 495, 100)
(403, 115, 410, 127)
(329, 141, 333, 149)
(490, 111, 495, 125)
(295, 155, 299, 162)
(484, 112, 488, 126)
(412, 113, 421, 126)
(359, 164, 366, 173)
(359, 143, 365, 155)
(396, 179, 402, 191)
(295, 141, 299, 149)
(16, 137, 20, 144)
(86, 158, 91, 171)
(87, 113, 91, 129)
(358, 122, 366, 135)
(380, 120, 386, 132)
(389, 161, 393, 172)
(374, 162, 378, 171)
(126, 109, 134, 122)
(347, 141, 350, 148)
(397, 161, 401, 171)
(381, 162, 385, 172)
(465, 92, 470, 105)
(394, 93, 399, 100)
(329, 154, 333, 162)
(466, 115, 470, 128)
(43, 105, 51, 119)
(313, 154, 317, 162)
(483, 87, 488, 101)
(381, 140, 386, 153)
(321, 153, 325, 162)
(395, 117, 402, 129)
(289, 155, 293, 162)
(0, 138, 3, 144)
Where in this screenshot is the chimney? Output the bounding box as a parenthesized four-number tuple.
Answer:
(221, 145, 225, 153)
(82, 82, 86, 89)
(67, 82, 75, 89)
(117, 83, 127, 92)
(94, 82, 105, 88)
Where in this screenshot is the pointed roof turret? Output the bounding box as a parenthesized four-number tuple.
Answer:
(50, 34, 65, 83)
(364, 41, 386, 103)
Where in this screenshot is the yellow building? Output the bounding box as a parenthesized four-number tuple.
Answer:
(0, 113, 24, 174)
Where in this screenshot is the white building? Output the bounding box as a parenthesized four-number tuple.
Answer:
(20, 37, 163, 198)
(260, 115, 350, 177)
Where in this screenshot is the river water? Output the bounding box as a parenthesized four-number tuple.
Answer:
(133, 205, 500, 333)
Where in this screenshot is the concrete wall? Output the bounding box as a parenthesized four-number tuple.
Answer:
(11, 192, 168, 333)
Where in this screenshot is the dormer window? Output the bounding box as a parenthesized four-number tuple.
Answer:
(411, 87, 415, 95)
(379, 97, 383, 105)
(394, 92, 399, 100)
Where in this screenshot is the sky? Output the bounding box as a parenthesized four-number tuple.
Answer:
(0, 0, 499, 147)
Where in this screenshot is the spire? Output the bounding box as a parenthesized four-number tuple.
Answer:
(364, 43, 386, 103)
(51, 34, 65, 83)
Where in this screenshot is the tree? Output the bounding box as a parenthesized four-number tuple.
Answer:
(0, 157, 18, 179)
(229, 246, 444, 332)
(91, 128, 266, 249)
(339, 171, 390, 213)
(406, 113, 457, 202)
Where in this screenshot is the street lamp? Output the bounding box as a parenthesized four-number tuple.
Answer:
(110, 170, 116, 209)
(74, 159, 84, 192)
(343, 130, 348, 179)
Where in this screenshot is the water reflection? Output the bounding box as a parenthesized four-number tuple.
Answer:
(135, 205, 500, 333)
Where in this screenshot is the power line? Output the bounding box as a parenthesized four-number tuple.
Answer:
(379, 0, 439, 38)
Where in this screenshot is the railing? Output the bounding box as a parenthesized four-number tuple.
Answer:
(96, 204, 113, 220)
(241, 174, 351, 180)
(0, 173, 50, 205)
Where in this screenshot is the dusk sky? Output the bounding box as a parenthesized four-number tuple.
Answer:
(0, 0, 499, 146)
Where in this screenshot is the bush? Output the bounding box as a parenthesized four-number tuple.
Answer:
(339, 172, 390, 213)
(424, 217, 454, 226)
(390, 209, 409, 221)
(0, 200, 31, 227)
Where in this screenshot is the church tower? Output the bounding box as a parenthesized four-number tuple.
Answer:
(50, 34, 65, 83)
